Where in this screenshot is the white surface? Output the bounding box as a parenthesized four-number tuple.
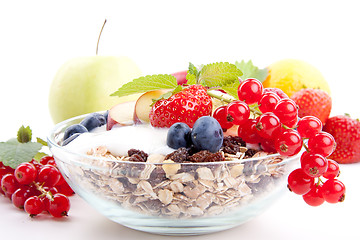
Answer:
(1, 1, 359, 239)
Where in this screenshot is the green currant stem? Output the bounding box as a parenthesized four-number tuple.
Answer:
(249, 105, 262, 116)
(33, 181, 54, 201)
(207, 90, 234, 103)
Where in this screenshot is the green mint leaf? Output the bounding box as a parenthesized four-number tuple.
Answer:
(150, 85, 183, 106)
(198, 62, 243, 87)
(186, 73, 197, 85)
(111, 74, 178, 98)
(235, 60, 268, 82)
(220, 81, 241, 99)
(17, 125, 32, 143)
(0, 139, 43, 168)
(188, 62, 199, 77)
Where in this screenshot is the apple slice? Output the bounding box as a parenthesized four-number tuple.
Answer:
(106, 101, 136, 130)
(133, 90, 170, 124)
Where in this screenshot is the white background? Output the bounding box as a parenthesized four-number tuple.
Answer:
(0, 0, 359, 239)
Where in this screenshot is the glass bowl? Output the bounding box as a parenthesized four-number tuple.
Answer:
(47, 112, 299, 236)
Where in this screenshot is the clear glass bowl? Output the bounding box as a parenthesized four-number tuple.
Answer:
(47, 112, 300, 236)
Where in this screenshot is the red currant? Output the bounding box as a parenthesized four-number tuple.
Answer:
(323, 159, 340, 179)
(56, 183, 75, 196)
(300, 152, 328, 178)
(226, 100, 250, 125)
(47, 193, 70, 217)
(11, 186, 35, 209)
(255, 112, 282, 139)
(259, 138, 277, 153)
(24, 196, 45, 217)
(275, 129, 302, 157)
(1, 173, 19, 197)
(297, 116, 322, 139)
(287, 168, 314, 195)
(259, 91, 280, 113)
(237, 119, 261, 144)
(308, 131, 335, 157)
(40, 156, 55, 165)
(273, 98, 298, 128)
(213, 106, 233, 130)
(37, 165, 61, 187)
(302, 185, 324, 207)
(15, 162, 37, 185)
(322, 179, 345, 203)
(237, 78, 264, 104)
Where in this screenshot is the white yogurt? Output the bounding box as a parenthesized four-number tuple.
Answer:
(64, 124, 175, 156)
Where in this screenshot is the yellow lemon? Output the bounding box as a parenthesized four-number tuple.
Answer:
(263, 59, 331, 97)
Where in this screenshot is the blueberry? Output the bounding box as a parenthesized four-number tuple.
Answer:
(63, 124, 88, 141)
(191, 116, 223, 153)
(62, 133, 81, 146)
(103, 110, 109, 123)
(80, 113, 107, 131)
(167, 122, 192, 149)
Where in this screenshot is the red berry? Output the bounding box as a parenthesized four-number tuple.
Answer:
(322, 179, 345, 203)
(287, 168, 314, 195)
(237, 119, 261, 144)
(47, 193, 70, 217)
(297, 116, 323, 139)
(40, 156, 55, 165)
(15, 162, 37, 185)
(226, 100, 250, 125)
(11, 186, 35, 209)
(308, 131, 335, 157)
(37, 165, 61, 187)
(213, 106, 233, 130)
(323, 115, 360, 164)
(273, 98, 298, 128)
(263, 88, 289, 99)
(56, 183, 75, 196)
(323, 159, 340, 179)
(300, 152, 328, 178)
(149, 85, 212, 128)
(259, 91, 280, 113)
(1, 173, 19, 197)
(259, 138, 277, 153)
(275, 129, 302, 157)
(255, 112, 281, 139)
(24, 196, 45, 216)
(291, 88, 331, 124)
(237, 78, 264, 104)
(302, 185, 324, 207)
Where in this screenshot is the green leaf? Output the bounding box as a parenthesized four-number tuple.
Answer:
(33, 152, 47, 161)
(17, 125, 32, 143)
(234, 60, 268, 82)
(198, 62, 243, 87)
(188, 62, 199, 77)
(0, 139, 43, 168)
(150, 85, 183, 106)
(220, 81, 241, 99)
(111, 74, 178, 98)
(36, 137, 48, 146)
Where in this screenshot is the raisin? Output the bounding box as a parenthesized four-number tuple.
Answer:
(128, 154, 146, 162)
(188, 150, 211, 162)
(165, 147, 189, 163)
(222, 136, 246, 154)
(128, 149, 148, 161)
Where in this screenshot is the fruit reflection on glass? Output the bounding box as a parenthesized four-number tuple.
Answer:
(62, 61, 345, 207)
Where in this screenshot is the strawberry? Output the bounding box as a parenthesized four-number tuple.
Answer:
(149, 85, 212, 128)
(290, 88, 331, 124)
(323, 115, 360, 164)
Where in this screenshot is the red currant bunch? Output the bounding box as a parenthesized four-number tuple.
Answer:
(211, 78, 345, 206)
(1, 156, 74, 217)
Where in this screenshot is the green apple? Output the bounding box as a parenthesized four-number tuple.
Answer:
(49, 56, 142, 123)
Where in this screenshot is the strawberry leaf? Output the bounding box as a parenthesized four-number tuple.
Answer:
(17, 125, 32, 143)
(111, 74, 178, 97)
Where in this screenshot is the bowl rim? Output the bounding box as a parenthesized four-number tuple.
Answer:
(47, 111, 300, 168)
